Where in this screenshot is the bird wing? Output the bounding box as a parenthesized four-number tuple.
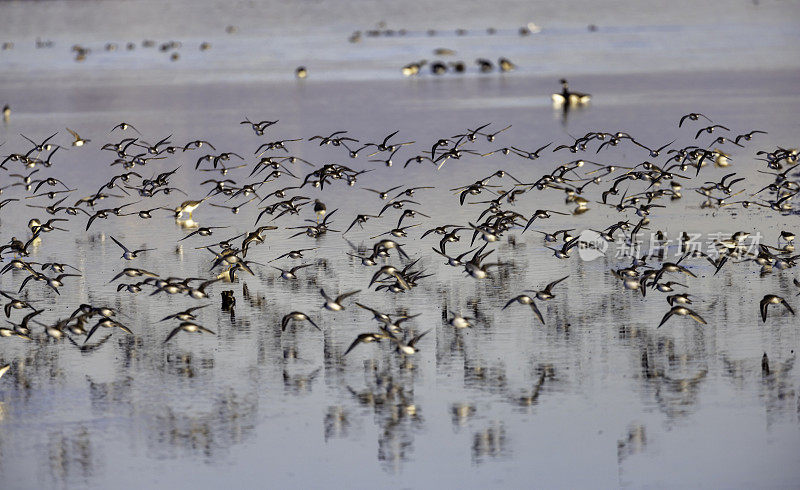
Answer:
(343, 334, 372, 356)
(658, 308, 675, 328)
(109, 235, 130, 254)
(320, 288, 332, 302)
(529, 301, 544, 325)
(409, 329, 431, 347)
(687, 308, 707, 325)
(335, 290, 361, 304)
(545, 275, 569, 293)
(502, 297, 519, 310)
(164, 326, 183, 343)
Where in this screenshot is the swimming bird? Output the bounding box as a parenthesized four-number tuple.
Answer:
(760, 295, 795, 323)
(551, 79, 591, 107)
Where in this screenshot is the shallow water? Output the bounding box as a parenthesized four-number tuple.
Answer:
(1, 1, 800, 489)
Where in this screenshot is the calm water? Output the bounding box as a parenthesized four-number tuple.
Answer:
(1, 1, 800, 488)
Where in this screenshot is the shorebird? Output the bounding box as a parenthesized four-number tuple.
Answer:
(760, 295, 795, 323)
(678, 113, 712, 127)
(108, 268, 159, 283)
(179, 226, 229, 241)
(164, 321, 216, 343)
(390, 329, 431, 355)
(524, 276, 569, 301)
(85, 318, 132, 344)
(109, 236, 155, 260)
(658, 306, 707, 328)
(110, 122, 141, 134)
(281, 311, 320, 331)
(272, 263, 312, 280)
(66, 127, 90, 146)
(503, 295, 544, 324)
(174, 198, 208, 219)
(447, 311, 474, 328)
(188, 279, 220, 299)
(320, 289, 360, 311)
(343, 332, 391, 356)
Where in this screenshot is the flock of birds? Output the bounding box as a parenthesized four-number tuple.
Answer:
(5, 21, 536, 80)
(0, 89, 798, 380)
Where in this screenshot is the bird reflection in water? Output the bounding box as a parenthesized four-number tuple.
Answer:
(471, 422, 508, 465)
(759, 353, 796, 427)
(324, 405, 350, 441)
(345, 362, 423, 473)
(47, 427, 93, 485)
(450, 403, 476, 429)
(617, 423, 647, 480)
